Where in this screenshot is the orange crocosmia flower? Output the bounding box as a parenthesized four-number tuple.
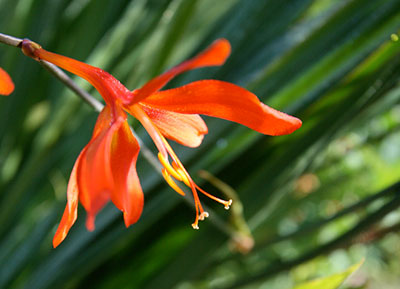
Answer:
(22, 38, 302, 248)
(0, 67, 14, 95)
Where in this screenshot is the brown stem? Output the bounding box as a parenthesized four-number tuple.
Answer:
(0, 33, 22, 47)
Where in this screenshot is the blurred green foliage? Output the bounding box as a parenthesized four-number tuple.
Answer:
(292, 260, 363, 289)
(0, 0, 400, 288)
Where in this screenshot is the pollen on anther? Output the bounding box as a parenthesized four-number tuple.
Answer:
(199, 211, 209, 220)
(224, 199, 233, 210)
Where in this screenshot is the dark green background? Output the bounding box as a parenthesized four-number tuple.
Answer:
(1, 0, 400, 288)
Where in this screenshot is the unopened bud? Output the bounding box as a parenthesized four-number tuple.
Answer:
(21, 39, 42, 61)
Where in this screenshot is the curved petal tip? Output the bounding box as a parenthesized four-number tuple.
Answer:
(206, 38, 231, 66)
(261, 104, 302, 135)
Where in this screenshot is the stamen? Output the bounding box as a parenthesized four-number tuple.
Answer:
(199, 211, 209, 220)
(161, 137, 187, 174)
(161, 169, 185, 196)
(130, 105, 168, 157)
(173, 162, 191, 187)
(144, 122, 231, 227)
(224, 199, 233, 210)
(196, 184, 233, 210)
(196, 194, 206, 217)
(158, 153, 183, 181)
(172, 161, 179, 171)
(192, 190, 201, 229)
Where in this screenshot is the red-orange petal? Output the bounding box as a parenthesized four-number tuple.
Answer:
(53, 149, 86, 248)
(78, 106, 125, 230)
(139, 104, 208, 148)
(22, 39, 132, 104)
(141, 80, 302, 136)
(128, 39, 231, 104)
(0, 67, 14, 96)
(109, 120, 144, 227)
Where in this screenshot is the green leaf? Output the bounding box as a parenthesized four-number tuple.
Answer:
(1, 0, 400, 288)
(292, 259, 364, 289)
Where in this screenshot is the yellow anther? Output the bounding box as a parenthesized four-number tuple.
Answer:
(172, 161, 191, 187)
(161, 169, 185, 196)
(172, 161, 180, 171)
(179, 170, 191, 187)
(158, 153, 182, 181)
